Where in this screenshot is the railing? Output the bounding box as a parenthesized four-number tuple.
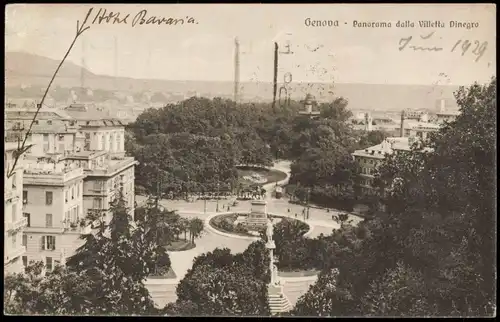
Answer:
(4, 190, 18, 201)
(5, 217, 28, 232)
(4, 246, 26, 264)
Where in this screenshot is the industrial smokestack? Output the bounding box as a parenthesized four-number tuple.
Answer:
(234, 37, 240, 104)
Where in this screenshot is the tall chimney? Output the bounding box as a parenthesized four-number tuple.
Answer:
(400, 110, 405, 137)
(234, 37, 240, 104)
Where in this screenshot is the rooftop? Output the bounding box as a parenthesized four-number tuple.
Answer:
(5, 109, 70, 121)
(64, 150, 108, 160)
(86, 156, 138, 176)
(436, 110, 460, 116)
(62, 103, 124, 125)
(406, 121, 441, 130)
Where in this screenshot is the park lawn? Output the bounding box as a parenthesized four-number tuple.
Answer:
(236, 167, 287, 187)
(148, 266, 177, 279)
(278, 269, 320, 277)
(165, 240, 196, 252)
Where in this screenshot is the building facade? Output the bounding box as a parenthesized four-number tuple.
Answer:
(22, 158, 89, 272)
(5, 102, 138, 273)
(4, 141, 29, 274)
(64, 151, 137, 223)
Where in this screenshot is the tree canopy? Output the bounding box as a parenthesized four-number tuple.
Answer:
(291, 78, 497, 317)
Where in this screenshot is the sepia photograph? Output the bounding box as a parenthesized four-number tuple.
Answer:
(3, 3, 496, 317)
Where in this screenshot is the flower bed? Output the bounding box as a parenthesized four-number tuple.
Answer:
(148, 266, 177, 280)
(209, 213, 309, 239)
(165, 240, 196, 252)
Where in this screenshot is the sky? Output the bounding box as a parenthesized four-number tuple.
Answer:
(5, 3, 496, 85)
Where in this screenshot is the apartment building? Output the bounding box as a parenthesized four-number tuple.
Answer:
(64, 151, 138, 222)
(352, 137, 429, 197)
(62, 104, 126, 158)
(4, 141, 29, 274)
(5, 102, 138, 271)
(22, 157, 89, 272)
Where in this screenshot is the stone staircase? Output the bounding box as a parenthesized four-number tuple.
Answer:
(144, 279, 178, 309)
(268, 284, 292, 315)
(281, 276, 318, 307)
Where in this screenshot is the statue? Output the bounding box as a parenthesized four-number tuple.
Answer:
(266, 218, 274, 241)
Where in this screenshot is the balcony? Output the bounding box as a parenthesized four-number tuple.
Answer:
(24, 167, 85, 186)
(63, 222, 92, 235)
(4, 189, 19, 202)
(4, 245, 26, 264)
(5, 217, 28, 232)
(87, 157, 138, 176)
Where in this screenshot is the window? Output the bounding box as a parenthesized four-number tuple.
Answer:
(45, 191, 53, 205)
(12, 233, 17, 248)
(23, 190, 28, 204)
(22, 256, 28, 267)
(93, 181, 103, 191)
(117, 134, 121, 151)
(47, 120, 53, 125)
(41, 236, 56, 250)
(65, 190, 69, 203)
(23, 213, 31, 227)
(76, 205, 80, 219)
(46, 214, 53, 228)
(43, 134, 49, 141)
(93, 198, 103, 209)
(58, 134, 64, 141)
(77, 183, 80, 197)
(71, 186, 75, 200)
(12, 172, 17, 189)
(65, 211, 70, 223)
(46, 257, 53, 271)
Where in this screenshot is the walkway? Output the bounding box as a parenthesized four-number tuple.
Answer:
(137, 160, 363, 308)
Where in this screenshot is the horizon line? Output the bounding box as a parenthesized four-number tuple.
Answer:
(6, 50, 489, 87)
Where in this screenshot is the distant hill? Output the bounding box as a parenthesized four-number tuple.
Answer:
(5, 51, 461, 112)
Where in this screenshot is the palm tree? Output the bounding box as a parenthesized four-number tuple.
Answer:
(179, 218, 190, 241)
(188, 218, 204, 244)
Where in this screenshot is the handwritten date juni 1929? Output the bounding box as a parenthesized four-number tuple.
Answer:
(398, 31, 487, 62)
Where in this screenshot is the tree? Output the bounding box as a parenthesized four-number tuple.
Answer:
(166, 248, 270, 316)
(188, 217, 205, 243)
(4, 261, 99, 315)
(64, 196, 165, 315)
(292, 78, 496, 317)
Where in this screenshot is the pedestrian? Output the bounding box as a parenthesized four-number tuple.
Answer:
(287, 208, 290, 213)
(295, 213, 297, 218)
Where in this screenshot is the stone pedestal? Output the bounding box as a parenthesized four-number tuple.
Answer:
(244, 200, 268, 228)
(268, 283, 292, 315)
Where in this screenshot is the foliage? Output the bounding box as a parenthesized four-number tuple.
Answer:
(164, 247, 270, 316)
(292, 78, 497, 317)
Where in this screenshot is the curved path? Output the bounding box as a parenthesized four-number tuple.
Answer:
(137, 160, 363, 308)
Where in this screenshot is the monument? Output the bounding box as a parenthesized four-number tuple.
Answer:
(242, 196, 269, 229)
(265, 218, 292, 314)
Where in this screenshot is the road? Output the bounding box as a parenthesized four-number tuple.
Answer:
(136, 160, 363, 281)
